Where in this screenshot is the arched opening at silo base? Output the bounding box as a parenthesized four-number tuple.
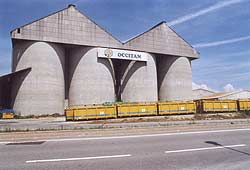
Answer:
(158, 56, 192, 101)
(68, 47, 116, 106)
(12, 41, 65, 116)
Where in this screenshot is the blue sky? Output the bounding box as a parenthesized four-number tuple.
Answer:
(0, 0, 249, 91)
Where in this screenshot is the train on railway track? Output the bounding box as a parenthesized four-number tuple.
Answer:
(65, 99, 250, 121)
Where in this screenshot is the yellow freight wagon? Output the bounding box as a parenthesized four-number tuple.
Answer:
(65, 108, 74, 121)
(238, 100, 250, 111)
(66, 105, 117, 121)
(198, 100, 237, 113)
(158, 101, 196, 115)
(117, 103, 157, 117)
(1, 113, 14, 119)
(0, 109, 15, 119)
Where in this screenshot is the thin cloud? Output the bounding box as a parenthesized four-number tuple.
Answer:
(71, 0, 82, 4)
(221, 71, 250, 82)
(193, 35, 250, 48)
(194, 61, 250, 76)
(168, 0, 247, 26)
(215, 50, 250, 58)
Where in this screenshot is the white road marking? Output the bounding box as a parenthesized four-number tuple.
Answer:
(1, 128, 250, 144)
(26, 154, 132, 163)
(0, 142, 9, 145)
(165, 144, 246, 154)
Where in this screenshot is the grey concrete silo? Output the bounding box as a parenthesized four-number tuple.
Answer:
(120, 54, 158, 102)
(4, 5, 200, 117)
(12, 41, 65, 116)
(158, 56, 192, 101)
(68, 47, 115, 106)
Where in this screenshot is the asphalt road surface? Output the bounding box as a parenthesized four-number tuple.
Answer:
(1, 128, 250, 170)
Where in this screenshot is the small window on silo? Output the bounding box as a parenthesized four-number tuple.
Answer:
(17, 28, 20, 33)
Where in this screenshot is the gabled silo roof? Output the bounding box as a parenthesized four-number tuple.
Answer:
(11, 4, 123, 48)
(124, 21, 199, 59)
(11, 4, 199, 58)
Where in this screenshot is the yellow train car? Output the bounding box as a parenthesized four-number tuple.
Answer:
(65, 105, 117, 121)
(1, 113, 14, 119)
(0, 109, 15, 119)
(158, 101, 196, 115)
(197, 100, 238, 113)
(117, 103, 157, 117)
(65, 108, 74, 121)
(238, 100, 250, 111)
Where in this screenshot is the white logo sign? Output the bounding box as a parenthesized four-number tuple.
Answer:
(98, 48, 148, 61)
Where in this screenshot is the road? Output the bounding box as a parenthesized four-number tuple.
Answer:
(1, 127, 250, 170)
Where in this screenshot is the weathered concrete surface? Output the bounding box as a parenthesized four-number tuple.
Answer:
(11, 5, 198, 59)
(12, 41, 65, 116)
(7, 5, 200, 116)
(158, 56, 192, 101)
(11, 5, 122, 49)
(68, 47, 115, 106)
(124, 22, 199, 59)
(121, 54, 158, 102)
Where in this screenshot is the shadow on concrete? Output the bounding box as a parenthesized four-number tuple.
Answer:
(120, 61, 146, 95)
(10, 68, 32, 109)
(205, 141, 250, 156)
(12, 40, 34, 72)
(0, 68, 31, 110)
(64, 46, 93, 100)
(156, 55, 176, 98)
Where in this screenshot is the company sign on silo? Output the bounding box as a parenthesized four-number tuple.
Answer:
(98, 48, 148, 61)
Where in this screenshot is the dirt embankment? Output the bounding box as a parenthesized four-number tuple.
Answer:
(87, 112, 250, 124)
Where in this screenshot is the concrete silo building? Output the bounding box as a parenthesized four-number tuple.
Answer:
(0, 4, 199, 116)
